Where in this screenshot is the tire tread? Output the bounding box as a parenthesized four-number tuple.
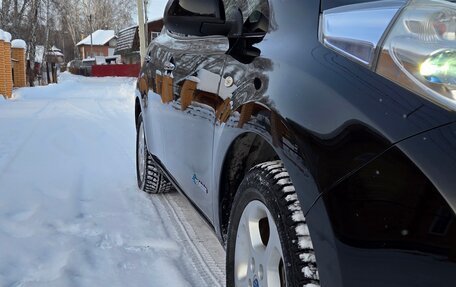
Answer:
(136, 113, 173, 194)
(142, 153, 173, 194)
(248, 160, 320, 286)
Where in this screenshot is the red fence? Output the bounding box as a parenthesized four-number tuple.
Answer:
(91, 64, 140, 77)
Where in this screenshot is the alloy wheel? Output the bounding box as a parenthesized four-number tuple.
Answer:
(235, 200, 286, 287)
(137, 121, 146, 185)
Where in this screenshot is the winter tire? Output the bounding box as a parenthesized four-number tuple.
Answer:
(226, 160, 320, 287)
(136, 113, 173, 194)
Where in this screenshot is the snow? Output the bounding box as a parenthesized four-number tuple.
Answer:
(285, 193, 298, 202)
(277, 178, 292, 185)
(11, 39, 26, 49)
(0, 30, 11, 42)
(292, 210, 305, 222)
(47, 50, 64, 57)
(27, 45, 45, 63)
(302, 266, 318, 280)
(4, 31, 11, 43)
(47, 45, 64, 57)
(50, 45, 62, 52)
(282, 185, 295, 192)
(77, 30, 116, 46)
(0, 73, 225, 286)
(273, 172, 289, 179)
(299, 253, 316, 263)
(298, 236, 314, 249)
(295, 224, 310, 236)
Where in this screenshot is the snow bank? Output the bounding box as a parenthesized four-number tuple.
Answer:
(11, 39, 26, 49)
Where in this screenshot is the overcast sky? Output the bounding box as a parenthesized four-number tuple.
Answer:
(141, 0, 168, 22)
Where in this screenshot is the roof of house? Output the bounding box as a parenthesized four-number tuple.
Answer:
(76, 30, 116, 46)
(48, 46, 64, 57)
(114, 19, 164, 56)
(114, 26, 137, 55)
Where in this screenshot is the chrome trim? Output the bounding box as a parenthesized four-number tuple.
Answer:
(320, 0, 406, 66)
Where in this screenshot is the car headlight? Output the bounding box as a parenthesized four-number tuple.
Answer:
(320, 0, 456, 110)
(376, 0, 456, 110)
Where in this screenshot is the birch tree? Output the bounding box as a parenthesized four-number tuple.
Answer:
(28, 0, 40, 86)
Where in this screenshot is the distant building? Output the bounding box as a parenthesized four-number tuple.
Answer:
(114, 19, 164, 64)
(76, 30, 117, 59)
(46, 46, 64, 63)
(25, 45, 65, 84)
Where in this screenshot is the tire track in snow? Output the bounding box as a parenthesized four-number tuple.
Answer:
(83, 80, 227, 286)
(149, 193, 226, 287)
(163, 193, 226, 284)
(1, 75, 226, 286)
(0, 100, 52, 177)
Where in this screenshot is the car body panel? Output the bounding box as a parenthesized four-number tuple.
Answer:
(143, 31, 230, 220)
(137, 0, 456, 285)
(321, 0, 390, 10)
(309, 122, 456, 286)
(210, 0, 456, 215)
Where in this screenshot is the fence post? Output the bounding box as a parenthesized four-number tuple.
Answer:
(0, 31, 5, 97)
(3, 32, 13, 98)
(11, 39, 27, 88)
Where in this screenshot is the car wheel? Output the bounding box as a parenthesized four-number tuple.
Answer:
(136, 113, 173, 194)
(226, 160, 320, 287)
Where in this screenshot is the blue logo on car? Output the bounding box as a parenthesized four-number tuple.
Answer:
(192, 173, 208, 194)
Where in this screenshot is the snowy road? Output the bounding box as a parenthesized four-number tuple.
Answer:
(0, 74, 225, 287)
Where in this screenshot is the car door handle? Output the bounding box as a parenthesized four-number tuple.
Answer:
(164, 61, 175, 72)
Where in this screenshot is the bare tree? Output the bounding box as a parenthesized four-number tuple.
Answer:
(28, 0, 40, 86)
(52, 0, 134, 59)
(2, 0, 136, 66)
(1, 0, 32, 38)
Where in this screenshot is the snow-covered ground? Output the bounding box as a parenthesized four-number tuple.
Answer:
(0, 73, 225, 287)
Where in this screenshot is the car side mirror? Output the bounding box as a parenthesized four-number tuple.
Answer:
(164, 0, 242, 37)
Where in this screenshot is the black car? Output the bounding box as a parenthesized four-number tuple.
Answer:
(135, 0, 456, 286)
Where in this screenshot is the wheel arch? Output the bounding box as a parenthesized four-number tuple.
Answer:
(135, 96, 141, 127)
(218, 131, 281, 241)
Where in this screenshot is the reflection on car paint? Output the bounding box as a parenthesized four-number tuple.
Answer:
(136, 0, 456, 286)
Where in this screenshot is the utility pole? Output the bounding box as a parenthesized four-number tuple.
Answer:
(90, 14, 93, 58)
(137, 0, 146, 66)
(28, 0, 41, 87)
(45, 0, 51, 84)
(89, 0, 93, 58)
(62, 35, 65, 63)
(144, 0, 149, 43)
